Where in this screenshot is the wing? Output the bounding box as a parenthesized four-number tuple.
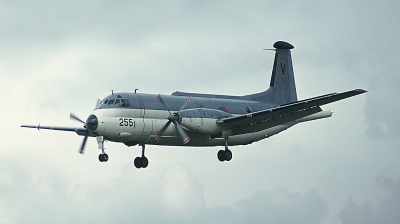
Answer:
(217, 89, 367, 134)
(20, 125, 89, 136)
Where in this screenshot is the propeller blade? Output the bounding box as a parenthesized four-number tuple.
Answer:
(179, 96, 193, 111)
(172, 120, 190, 144)
(157, 94, 171, 114)
(79, 134, 89, 154)
(154, 121, 172, 141)
(70, 113, 85, 124)
(96, 98, 101, 108)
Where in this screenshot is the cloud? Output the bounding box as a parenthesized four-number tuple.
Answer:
(235, 188, 328, 224)
(339, 177, 400, 224)
(365, 69, 400, 138)
(193, 188, 328, 224)
(163, 166, 206, 220)
(0, 162, 205, 224)
(2, 1, 400, 223)
(1, 158, 328, 224)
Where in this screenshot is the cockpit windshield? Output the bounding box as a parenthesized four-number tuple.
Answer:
(99, 95, 130, 108)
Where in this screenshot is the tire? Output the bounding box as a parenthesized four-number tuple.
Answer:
(103, 153, 109, 162)
(98, 154, 104, 162)
(142, 157, 149, 168)
(217, 150, 226, 162)
(134, 157, 142, 169)
(225, 149, 232, 161)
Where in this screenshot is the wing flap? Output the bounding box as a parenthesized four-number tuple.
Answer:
(230, 106, 323, 136)
(218, 89, 366, 128)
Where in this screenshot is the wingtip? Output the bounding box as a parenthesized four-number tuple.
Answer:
(355, 89, 368, 93)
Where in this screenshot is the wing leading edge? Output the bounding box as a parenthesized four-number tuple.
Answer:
(20, 125, 88, 136)
(217, 89, 367, 132)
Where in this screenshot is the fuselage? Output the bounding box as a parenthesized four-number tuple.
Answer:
(91, 92, 294, 147)
(20, 41, 363, 169)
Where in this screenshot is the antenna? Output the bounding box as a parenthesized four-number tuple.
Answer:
(135, 89, 138, 93)
(111, 90, 114, 95)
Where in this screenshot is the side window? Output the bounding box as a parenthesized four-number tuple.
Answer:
(125, 99, 130, 107)
(108, 99, 115, 105)
(103, 100, 109, 105)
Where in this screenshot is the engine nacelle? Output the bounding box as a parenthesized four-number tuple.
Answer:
(179, 108, 232, 134)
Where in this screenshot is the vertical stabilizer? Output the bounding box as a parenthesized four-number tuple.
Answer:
(243, 41, 298, 105)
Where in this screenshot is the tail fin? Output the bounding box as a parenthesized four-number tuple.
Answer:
(243, 41, 298, 105)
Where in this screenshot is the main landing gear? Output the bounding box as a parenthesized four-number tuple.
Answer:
(134, 145, 148, 169)
(217, 138, 232, 162)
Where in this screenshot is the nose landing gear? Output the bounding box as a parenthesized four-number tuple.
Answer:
(99, 153, 109, 162)
(97, 136, 109, 162)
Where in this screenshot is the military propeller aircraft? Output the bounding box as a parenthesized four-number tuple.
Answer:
(21, 41, 367, 169)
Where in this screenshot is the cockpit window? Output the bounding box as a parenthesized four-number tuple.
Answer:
(120, 99, 129, 107)
(100, 97, 130, 107)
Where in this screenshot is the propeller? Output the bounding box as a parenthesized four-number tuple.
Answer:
(70, 113, 91, 154)
(154, 95, 192, 144)
(79, 135, 89, 154)
(70, 113, 85, 124)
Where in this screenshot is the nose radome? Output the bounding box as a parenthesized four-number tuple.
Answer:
(86, 114, 98, 132)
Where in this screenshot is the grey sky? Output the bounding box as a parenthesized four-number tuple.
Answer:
(1, 1, 399, 223)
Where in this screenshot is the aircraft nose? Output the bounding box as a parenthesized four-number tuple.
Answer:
(86, 114, 98, 132)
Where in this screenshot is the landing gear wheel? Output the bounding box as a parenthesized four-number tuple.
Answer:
(98, 153, 109, 162)
(217, 149, 232, 162)
(225, 149, 232, 161)
(103, 153, 109, 162)
(141, 157, 149, 168)
(134, 157, 141, 168)
(218, 150, 226, 162)
(134, 156, 149, 169)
